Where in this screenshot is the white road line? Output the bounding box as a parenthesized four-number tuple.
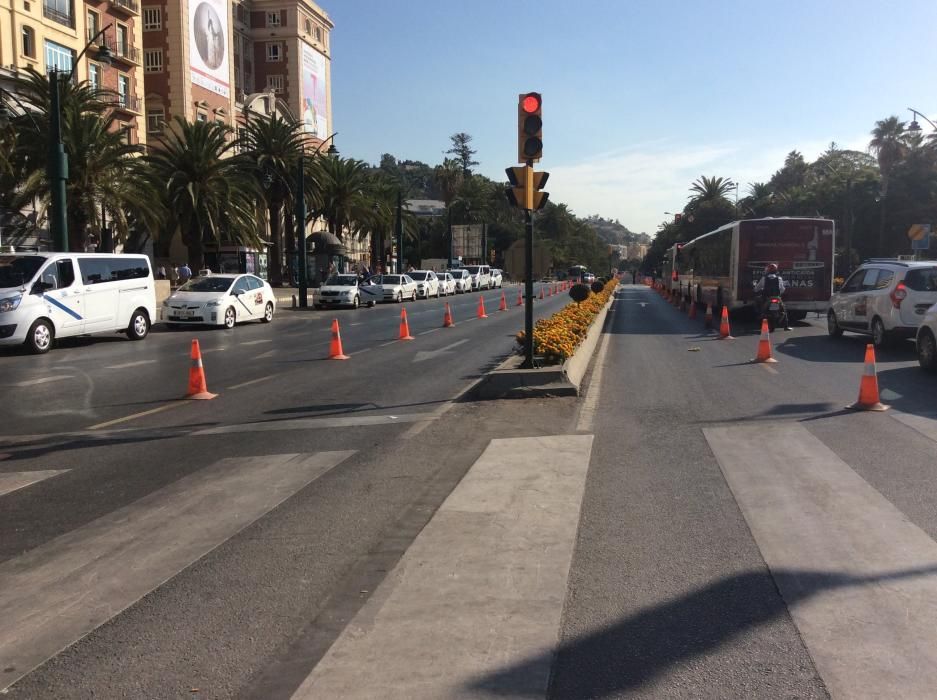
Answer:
(103, 360, 157, 370)
(576, 331, 611, 432)
(240, 339, 273, 346)
(759, 363, 779, 375)
(704, 424, 937, 699)
(291, 435, 594, 699)
(0, 470, 69, 498)
(227, 374, 277, 390)
(8, 376, 74, 388)
(378, 341, 396, 347)
(87, 402, 181, 430)
(0, 450, 354, 691)
(193, 412, 440, 435)
(418, 328, 441, 335)
(253, 349, 277, 360)
(350, 348, 373, 355)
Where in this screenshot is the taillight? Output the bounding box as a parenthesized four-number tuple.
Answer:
(890, 282, 907, 308)
(770, 298, 780, 303)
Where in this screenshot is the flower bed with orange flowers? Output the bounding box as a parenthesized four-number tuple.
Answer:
(516, 279, 618, 364)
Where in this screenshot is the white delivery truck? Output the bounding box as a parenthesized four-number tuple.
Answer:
(0, 252, 156, 354)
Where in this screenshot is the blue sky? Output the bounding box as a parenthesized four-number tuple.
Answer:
(327, 0, 937, 234)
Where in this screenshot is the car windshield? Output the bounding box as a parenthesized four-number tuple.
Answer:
(0, 256, 46, 288)
(178, 277, 234, 293)
(325, 276, 357, 286)
(904, 267, 937, 292)
(465, 266, 480, 274)
(383, 275, 402, 284)
(409, 272, 428, 280)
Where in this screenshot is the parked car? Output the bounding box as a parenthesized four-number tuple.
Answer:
(315, 274, 377, 309)
(0, 252, 156, 354)
(371, 274, 418, 303)
(828, 260, 937, 347)
(409, 270, 441, 298)
(489, 268, 503, 288)
(464, 265, 492, 291)
(916, 302, 937, 370)
(437, 272, 457, 296)
(582, 272, 596, 283)
(163, 273, 276, 329)
(448, 268, 472, 293)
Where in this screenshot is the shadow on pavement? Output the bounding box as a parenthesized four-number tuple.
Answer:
(467, 565, 937, 699)
(774, 333, 917, 364)
(874, 365, 937, 417)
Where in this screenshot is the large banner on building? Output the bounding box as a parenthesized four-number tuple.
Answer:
(451, 224, 484, 260)
(301, 43, 328, 137)
(189, 0, 230, 97)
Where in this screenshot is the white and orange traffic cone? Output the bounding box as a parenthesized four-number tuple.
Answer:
(498, 292, 508, 311)
(443, 302, 454, 327)
(538, 287, 545, 300)
(704, 304, 714, 329)
(688, 300, 697, 320)
(846, 344, 889, 411)
(516, 289, 523, 307)
(328, 318, 350, 360)
(477, 295, 488, 319)
(184, 339, 217, 399)
(398, 307, 414, 340)
(751, 319, 777, 363)
(718, 306, 734, 339)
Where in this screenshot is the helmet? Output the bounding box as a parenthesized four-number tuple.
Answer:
(766, 263, 778, 274)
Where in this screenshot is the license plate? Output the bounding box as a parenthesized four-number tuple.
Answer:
(768, 303, 780, 310)
(178, 309, 194, 318)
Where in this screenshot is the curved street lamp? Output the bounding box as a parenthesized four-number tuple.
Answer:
(907, 107, 937, 134)
(295, 132, 338, 305)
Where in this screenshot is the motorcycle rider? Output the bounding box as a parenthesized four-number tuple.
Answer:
(754, 263, 792, 330)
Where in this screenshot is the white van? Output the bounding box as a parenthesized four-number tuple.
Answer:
(0, 253, 156, 354)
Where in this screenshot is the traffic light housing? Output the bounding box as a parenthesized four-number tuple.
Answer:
(505, 165, 549, 211)
(518, 92, 542, 163)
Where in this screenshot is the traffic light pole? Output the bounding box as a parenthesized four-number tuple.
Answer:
(524, 206, 534, 368)
(48, 70, 69, 252)
(296, 154, 308, 307)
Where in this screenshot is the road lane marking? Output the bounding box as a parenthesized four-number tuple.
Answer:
(240, 339, 273, 346)
(704, 424, 937, 699)
(227, 374, 277, 390)
(8, 376, 74, 388)
(103, 360, 157, 370)
(418, 328, 440, 335)
(291, 435, 593, 699)
(193, 412, 439, 435)
(87, 402, 181, 430)
(0, 450, 354, 692)
(253, 349, 277, 360)
(759, 363, 779, 375)
(576, 331, 611, 432)
(413, 339, 469, 363)
(0, 470, 69, 498)
(378, 341, 396, 347)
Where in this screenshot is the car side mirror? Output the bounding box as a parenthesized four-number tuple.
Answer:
(31, 281, 53, 294)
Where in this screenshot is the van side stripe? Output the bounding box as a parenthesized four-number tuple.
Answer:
(45, 295, 83, 320)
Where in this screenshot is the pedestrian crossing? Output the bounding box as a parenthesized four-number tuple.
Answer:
(0, 450, 353, 691)
(0, 470, 69, 497)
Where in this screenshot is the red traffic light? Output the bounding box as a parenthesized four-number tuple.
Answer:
(521, 93, 541, 114)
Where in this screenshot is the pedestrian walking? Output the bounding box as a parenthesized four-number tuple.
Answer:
(156, 265, 167, 280)
(179, 263, 192, 284)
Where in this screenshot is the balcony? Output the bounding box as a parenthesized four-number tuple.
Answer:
(109, 0, 139, 15)
(113, 94, 141, 115)
(43, 3, 75, 28)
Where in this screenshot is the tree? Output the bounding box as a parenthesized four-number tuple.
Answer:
(446, 132, 479, 176)
(740, 182, 773, 218)
(144, 117, 260, 270)
(310, 156, 373, 240)
(870, 116, 910, 255)
(433, 158, 464, 263)
(688, 175, 735, 205)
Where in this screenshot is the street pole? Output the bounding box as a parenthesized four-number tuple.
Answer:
(524, 207, 534, 368)
(296, 154, 308, 307)
(447, 206, 453, 268)
(395, 190, 403, 274)
(48, 70, 69, 252)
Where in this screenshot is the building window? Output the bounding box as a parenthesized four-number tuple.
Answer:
(86, 9, 100, 42)
(266, 42, 282, 62)
(304, 19, 311, 34)
(88, 62, 102, 90)
(142, 7, 161, 31)
(144, 48, 163, 73)
(44, 39, 75, 74)
(43, 0, 74, 28)
(117, 23, 129, 56)
(315, 26, 322, 42)
(117, 74, 132, 109)
(146, 108, 164, 134)
(21, 26, 35, 59)
(196, 112, 207, 122)
(266, 11, 281, 28)
(266, 74, 284, 93)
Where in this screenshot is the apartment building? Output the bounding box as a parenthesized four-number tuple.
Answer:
(0, 0, 145, 143)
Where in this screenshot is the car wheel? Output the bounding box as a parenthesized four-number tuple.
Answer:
(827, 310, 843, 337)
(351, 295, 360, 310)
(396, 292, 402, 303)
(411, 291, 417, 301)
(224, 306, 236, 329)
(871, 317, 888, 348)
(126, 308, 150, 340)
(918, 329, 937, 371)
(26, 318, 54, 354)
(262, 302, 275, 322)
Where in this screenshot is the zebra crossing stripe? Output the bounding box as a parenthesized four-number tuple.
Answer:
(0, 450, 354, 691)
(704, 424, 937, 699)
(0, 470, 69, 498)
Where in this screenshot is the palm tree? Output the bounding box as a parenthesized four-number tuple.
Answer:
(144, 117, 260, 269)
(310, 155, 373, 239)
(434, 158, 463, 263)
(870, 116, 910, 254)
(237, 114, 303, 286)
(688, 175, 736, 205)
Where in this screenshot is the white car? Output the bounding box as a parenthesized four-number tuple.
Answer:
(828, 260, 937, 347)
(163, 273, 276, 328)
(917, 303, 937, 371)
(315, 274, 378, 309)
(448, 269, 471, 293)
(489, 268, 503, 288)
(409, 270, 440, 299)
(372, 274, 418, 303)
(437, 272, 456, 296)
(464, 265, 492, 291)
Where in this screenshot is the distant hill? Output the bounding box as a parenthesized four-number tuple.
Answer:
(584, 216, 650, 245)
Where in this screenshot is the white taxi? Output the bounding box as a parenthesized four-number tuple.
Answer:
(163, 273, 276, 329)
(371, 274, 418, 303)
(409, 270, 440, 299)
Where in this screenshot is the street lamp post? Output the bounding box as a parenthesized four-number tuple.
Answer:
(907, 108, 937, 134)
(395, 190, 403, 273)
(296, 133, 337, 307)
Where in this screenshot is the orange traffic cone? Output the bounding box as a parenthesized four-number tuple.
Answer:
(718, 306, 734, 339)
(477, 295, 488, 319)
(498, 292, 508, 311)
(398, 308, 414, 340)
(516, 289, 523, 306)
(328, 318, 350, 360)
(688, 301, 697, 320)
(538, 287, 544, 300)
(184, 339, 217, 399)
(847, 344, 889, 411)
(443, 302, 455, 327)
(704, 304, 713, 329)
(751, 319, 777, 363)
